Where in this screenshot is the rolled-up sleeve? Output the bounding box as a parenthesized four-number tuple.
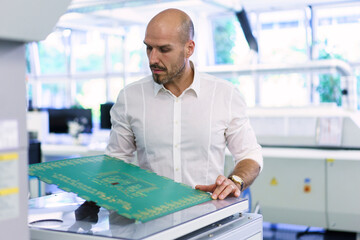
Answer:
(105, 89, 137, 164)
(225, 87, 263, 170)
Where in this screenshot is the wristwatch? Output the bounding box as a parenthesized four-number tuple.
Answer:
(229, 175, 244, 191)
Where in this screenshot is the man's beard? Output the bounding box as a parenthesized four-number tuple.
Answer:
(151, 61, 186, 85)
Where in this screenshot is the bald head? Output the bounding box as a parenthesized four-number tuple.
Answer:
(147, 8, 194, 44)
(144, 8, 196, 88)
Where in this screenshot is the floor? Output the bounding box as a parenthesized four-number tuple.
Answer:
(263, 222, 358, 240)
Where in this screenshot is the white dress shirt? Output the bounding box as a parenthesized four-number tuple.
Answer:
(105, 63, 263, 188)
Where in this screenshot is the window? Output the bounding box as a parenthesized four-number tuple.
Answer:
(75, 78, 106, 124)
(211, 14, 252, 65)
(109, 77, 124, 102)
(125, 26, 148, 73)
(72, 30, 106, 73)
(315, 4, 360, 62)
(211, 9, 311, 107)
(353, 69, 360, 109)
(313, 4, 360, 108)
(108, 35, 124, 72)
(25, 44, 32, 74)
(26, 29, 136, 120)
(26, 3, 360, 117)
(258, 10, 309, 64)
(37, 30, 67, 75)
(39, 82, 68, 108)
(260, 73, 310, 107)
(226, 76, 256, 107)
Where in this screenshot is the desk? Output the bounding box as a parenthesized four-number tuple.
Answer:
(41, 131, 110, 157)
(42, 144, 105, 157)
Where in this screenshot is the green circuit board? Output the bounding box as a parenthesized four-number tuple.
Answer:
(28, 155, 212, 222)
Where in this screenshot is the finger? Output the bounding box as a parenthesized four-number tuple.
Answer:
(233, 187, 241, 198)
(215, 175, 227, 185)
(212, 178, 232, 200)
(218, 184, 236, 200)
(195, 184, 216, 193)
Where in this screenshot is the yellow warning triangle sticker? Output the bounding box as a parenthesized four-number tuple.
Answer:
(270, 177, 278, 186)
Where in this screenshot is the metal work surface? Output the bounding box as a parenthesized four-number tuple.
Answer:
(28, 192, 254, 240)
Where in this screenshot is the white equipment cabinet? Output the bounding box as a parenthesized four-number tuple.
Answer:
(248, 107, 360, 234)
(327, 155, 360, 232)
(0, 1, 71, 239)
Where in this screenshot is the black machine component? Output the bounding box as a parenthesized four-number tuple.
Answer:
(236, 9, 258, 53)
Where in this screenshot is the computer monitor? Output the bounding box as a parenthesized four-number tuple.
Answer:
(47, 108, 93, 134)
(28, 139, 41, 165)
(100, 102, 114, 129)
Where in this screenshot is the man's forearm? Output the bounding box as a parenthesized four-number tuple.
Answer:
(229, 159, 261, 191)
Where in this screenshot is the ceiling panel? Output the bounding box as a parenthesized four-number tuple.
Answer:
(57, 0, 355, 31)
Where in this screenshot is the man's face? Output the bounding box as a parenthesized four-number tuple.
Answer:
(144, 24, 187, 85)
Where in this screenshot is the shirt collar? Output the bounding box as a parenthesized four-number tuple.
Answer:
(153, 61, 200, 98)
(153, 80, 163, 96)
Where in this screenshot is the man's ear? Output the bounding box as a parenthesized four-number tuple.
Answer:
(185, 40, 195, 58)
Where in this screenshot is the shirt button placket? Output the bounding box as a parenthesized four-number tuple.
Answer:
(173, 97, 182, 182)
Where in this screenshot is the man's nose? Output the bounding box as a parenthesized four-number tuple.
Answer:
(149, 49, 159, 64)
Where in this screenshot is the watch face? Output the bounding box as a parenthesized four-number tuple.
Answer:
(231, 175, 244, 191)
(232, 175, 242, 183)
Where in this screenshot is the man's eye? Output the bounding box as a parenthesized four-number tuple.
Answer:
(160, 48, 170, 53)
(146, 46, 152, 51)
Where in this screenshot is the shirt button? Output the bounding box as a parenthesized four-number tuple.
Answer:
(175, 121, 178, 124)
(176, 168, 179, 171)
(175, 144, 178, 148)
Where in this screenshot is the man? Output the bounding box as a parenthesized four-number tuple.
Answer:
(105, 8, 263, 200)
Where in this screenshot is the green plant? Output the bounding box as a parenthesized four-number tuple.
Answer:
(316, 46, 345, 106)
(213, 18, 236, 64)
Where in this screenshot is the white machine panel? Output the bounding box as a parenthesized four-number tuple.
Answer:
(327, 156, 360, 232)
(248, 107, 360, 148)
(251, 147, 360, 233)
(251, 148, 327, 227)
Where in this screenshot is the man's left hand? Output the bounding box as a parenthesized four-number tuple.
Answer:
(195, 175, 241, 200)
